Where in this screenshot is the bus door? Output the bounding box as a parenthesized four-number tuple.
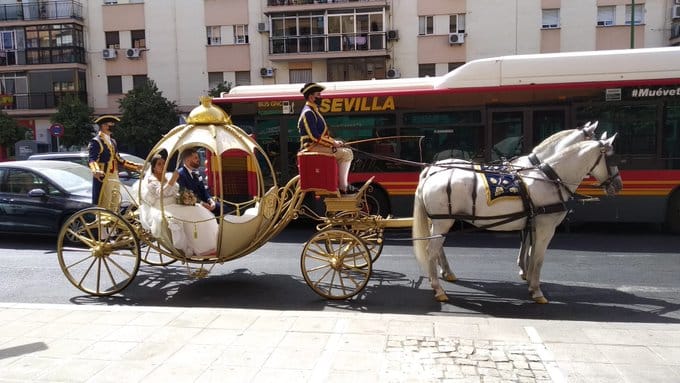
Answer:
(255, 116, 299, 182)
(487, 108, 567, 161)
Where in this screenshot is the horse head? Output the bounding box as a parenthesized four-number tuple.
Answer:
(588, 134, 623, 196)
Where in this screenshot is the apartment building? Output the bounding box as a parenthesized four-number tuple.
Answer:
(0, 0, 677, 155)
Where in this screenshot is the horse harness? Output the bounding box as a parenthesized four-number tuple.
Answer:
(425, 140, 618, 234)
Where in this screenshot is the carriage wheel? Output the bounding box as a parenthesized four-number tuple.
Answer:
(300, 229, 371, 300)
(332, 211, 384, 265)
(57, 207, 140, 296)
(139, 237, 177, 266)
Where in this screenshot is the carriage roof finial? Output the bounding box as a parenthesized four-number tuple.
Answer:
(186, 96, 232, 125)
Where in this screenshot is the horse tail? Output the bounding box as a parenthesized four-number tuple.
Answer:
(412, 178, 431, 272)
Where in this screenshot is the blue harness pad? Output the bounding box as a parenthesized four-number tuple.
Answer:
(477, 164, 522, 204)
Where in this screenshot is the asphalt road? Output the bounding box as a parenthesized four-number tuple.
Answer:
(1, 223, 679, 323)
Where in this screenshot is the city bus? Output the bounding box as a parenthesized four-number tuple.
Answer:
(213, 47, 680, 232)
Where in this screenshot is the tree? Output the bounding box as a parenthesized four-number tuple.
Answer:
(208, 81, 233, 116)
(0, 112, 27, 158)
(51, 94, 94, 149)
(117, 79, 178, 156)
(208, 81, 232, 98)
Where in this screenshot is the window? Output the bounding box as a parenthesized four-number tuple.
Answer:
(131, 30, 146, 48)
(418, 16, 434, 35)
(448, 62, 464, 72)
(418, 63, 436, 77)
(541, 9, 560, 29)
(625, 4, 644, 25)
(105, 31, 119, 49)
(208, 72, 223, 89)
(234, 25, 248, 44)
(597, 6, 615, 26)
(449, 14, 465, 34)
(206, 26, 221, 45)
(289, 69, 312, 84)
(235, 71, 251, 86)
(107, 76, 122, 94)
(132, 75, 147, 89)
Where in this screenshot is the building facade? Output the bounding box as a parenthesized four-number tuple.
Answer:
(0, 0, 677, 154)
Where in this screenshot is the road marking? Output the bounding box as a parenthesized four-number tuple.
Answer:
(525, 326, 567, 383)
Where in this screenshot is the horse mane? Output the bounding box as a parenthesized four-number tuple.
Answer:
(543, 140, 595, 165)
(532, 129, 576, 153)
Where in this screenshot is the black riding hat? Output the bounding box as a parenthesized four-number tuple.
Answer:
(300, 82, 325, 98)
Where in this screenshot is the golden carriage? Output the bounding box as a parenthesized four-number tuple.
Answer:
(56, 98, 411, 300)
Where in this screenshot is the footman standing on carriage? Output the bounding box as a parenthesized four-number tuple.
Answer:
(88, 115, 143, 207)
(298, 82, 356, 194)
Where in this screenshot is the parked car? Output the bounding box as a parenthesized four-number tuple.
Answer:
(27, 151, 145, 186)
(0, 160, 135, 237)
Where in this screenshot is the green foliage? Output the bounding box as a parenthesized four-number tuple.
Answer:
(117, 79, 178, 156)
(208, 81, 232, 98)
(51, 94, 94, 148)
(0, 111, 27, 156)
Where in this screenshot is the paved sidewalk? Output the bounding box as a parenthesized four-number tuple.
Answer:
(0, 303, 679, 382)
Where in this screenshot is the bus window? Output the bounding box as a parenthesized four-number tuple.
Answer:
(491, 111, 524, 161)
(577, 103, 657, 169)
(532, 110, 566, 146)
(663, 104, 680, 169)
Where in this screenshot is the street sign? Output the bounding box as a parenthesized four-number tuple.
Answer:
(49, 123, 64, 137)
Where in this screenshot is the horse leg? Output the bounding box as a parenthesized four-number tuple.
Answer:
(517, 229, 530, 281)
(526, 227, 555, 304)
(438, 247, 457, 282)
(437, 219, 457, 282)
(427, 235, 449, 301)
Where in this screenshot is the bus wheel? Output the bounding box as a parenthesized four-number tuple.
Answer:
(363, 187, 389, 217)
(667, 192, 680, 234)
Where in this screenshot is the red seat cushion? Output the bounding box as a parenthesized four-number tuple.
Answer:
(297, 152, 338, 193)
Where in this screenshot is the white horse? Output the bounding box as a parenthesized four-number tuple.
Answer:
(434, 122, 599, 283)
(413, 136, 623, 303)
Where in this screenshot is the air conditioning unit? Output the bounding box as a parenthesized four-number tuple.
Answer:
(386, 68, 401, 79)
(102, 48, 117, 60)
(103, 0, 118, 4)
(260, 67, 274, 77)
(673, 5, 680, 19)
(386, 30, 399, 41)
(675, 0, 680, 5)
(125, 48, 142, 59)
(257, 22, 269, 33)
(448, 33, 465, 44)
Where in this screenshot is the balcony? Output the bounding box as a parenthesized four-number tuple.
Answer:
(0, 91, 87, 111)
(269, 32, 387, 60)
(265, 0, 388, 11)
(0, 1, 83, 22)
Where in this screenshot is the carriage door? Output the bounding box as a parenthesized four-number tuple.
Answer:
(488, 110, 524, 162)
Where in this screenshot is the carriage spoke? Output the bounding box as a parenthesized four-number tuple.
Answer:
(76, 257, 98, 288)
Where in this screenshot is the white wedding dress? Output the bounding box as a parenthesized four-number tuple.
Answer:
(139, 173, 219, 257)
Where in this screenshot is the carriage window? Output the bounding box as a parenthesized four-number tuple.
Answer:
(662, 104, 680, 169)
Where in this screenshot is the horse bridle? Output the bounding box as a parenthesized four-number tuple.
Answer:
(587, 141, 620, 189)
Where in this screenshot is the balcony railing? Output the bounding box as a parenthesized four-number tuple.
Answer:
(271, 32, 385, 54)
(0, 91, 87, 110)
(267, 0, 373, 5)
(0, 1, 83, 22)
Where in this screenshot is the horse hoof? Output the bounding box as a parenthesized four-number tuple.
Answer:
(533, 296, 548, 304)
(435, 293, 449, 302)
(519, 274, 527, 281)
(445, 275, 457, 282)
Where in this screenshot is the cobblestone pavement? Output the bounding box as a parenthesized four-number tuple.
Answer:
(382, 336, 553, 383)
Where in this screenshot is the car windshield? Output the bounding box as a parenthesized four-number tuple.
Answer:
(38, 167, 91, 194)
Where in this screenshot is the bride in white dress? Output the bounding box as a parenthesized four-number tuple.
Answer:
(139, 154, 219, 257)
